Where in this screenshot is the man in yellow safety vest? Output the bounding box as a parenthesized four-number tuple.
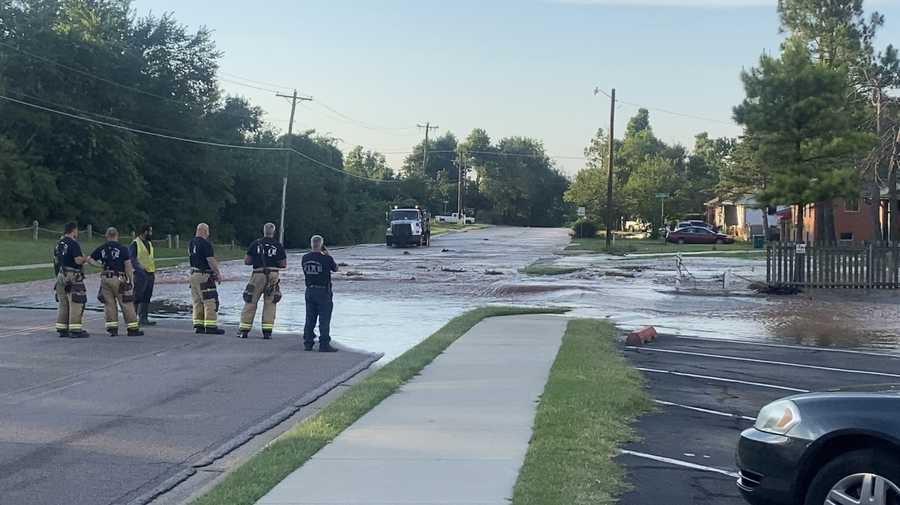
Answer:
(130, 224, 157, 326)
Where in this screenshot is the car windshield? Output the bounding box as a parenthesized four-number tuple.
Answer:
(391, 210, 420, 221)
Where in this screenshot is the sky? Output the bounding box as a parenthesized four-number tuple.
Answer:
(131, 0, 900, 175)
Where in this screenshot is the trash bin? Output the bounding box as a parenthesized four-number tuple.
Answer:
(752, 235, 765, 249)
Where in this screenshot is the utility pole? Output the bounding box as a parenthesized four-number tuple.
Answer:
(457, 147, 466, 217)
(605, 88, 616, 250)
(417, 122, 439, 175)
(275, 89, 312, 244)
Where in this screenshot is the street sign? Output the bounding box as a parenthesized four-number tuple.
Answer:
(655, 193, 669, 199)
(796, 243, 807, 255)
(577, 207, 586, 217)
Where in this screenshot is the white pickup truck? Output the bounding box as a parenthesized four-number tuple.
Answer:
(435, 213, 475, 225)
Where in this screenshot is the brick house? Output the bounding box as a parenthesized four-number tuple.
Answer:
(785, 197, 876, 243)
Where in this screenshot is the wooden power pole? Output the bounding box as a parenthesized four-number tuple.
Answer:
(275, 89, 312, 244)
(417, 122, 439, 175)
(605, 88, 616, 250)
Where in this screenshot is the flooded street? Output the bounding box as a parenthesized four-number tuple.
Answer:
(4, 226, 900, 359)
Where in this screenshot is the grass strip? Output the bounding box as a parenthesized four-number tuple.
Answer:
(431, 222, 489, 236)
(512, 319, 653, 505)
(191, 305, 568, 505)
(520, 261, 582, 276)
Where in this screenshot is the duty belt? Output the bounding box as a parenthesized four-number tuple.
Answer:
(102, 271, 126, 278)
(191, 268, 213, 274)
(62, 267, 81, 273)
(253, 268, 280, 274)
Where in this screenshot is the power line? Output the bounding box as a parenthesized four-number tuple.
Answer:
(593, 84, 734, 126)
(0, 93, 399, 184)
(218, 71, 293, 92)
(312, 100, 419, 132)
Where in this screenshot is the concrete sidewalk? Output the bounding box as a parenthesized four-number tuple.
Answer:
(255, 314, 569, 505)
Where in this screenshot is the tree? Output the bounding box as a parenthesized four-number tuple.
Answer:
(345, 146, 393, 180)
(734, 40, 875, 242)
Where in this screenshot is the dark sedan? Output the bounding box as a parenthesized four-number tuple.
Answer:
(666, 226, 734, 245)
(737, 385, 900, 505)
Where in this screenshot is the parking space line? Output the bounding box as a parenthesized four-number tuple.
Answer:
(670, 334, 900, 360)
(619, 449, 739, 478)
(628, 347, 900, 379)
(635, 367, 809, 393)
(653, 399, 756, 422)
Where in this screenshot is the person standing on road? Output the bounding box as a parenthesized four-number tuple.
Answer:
(302, 235, 338, 352)
(130, 224, 156, 326)
(88, 227, 143, 337)
(53, 222, 89, 338)
(238, 222, 287, 340)
(188, 223, 225, 335)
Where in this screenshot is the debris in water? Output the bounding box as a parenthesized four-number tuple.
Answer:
(442, 267, 466, 273)
(605, 271, 636, 279)
(403, 251, 411, 255)
(441, 248, 452, 252)
(415, 266, 429, 270)
(756, 284, 802, 295)
(338, 262, 349, 267)
(484, 270, 504, 276)
(345, 271, 364, 277)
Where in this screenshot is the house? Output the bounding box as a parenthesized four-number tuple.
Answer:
(789, 197, 876, 243)
(705, 197, 782, 241)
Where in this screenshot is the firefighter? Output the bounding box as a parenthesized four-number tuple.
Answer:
(54, 222, 89, 338)
(238, 222, 287, 340)
(302, 235, 339, 352)
(130, 224, 157, 326)
(88, 227, 143, 337)
(188, 223, 225, 335)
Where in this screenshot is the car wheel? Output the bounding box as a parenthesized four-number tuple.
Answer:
(804, 449, 900, 505)
(716, 238, 724, 245)
(678, 238, 685, 245)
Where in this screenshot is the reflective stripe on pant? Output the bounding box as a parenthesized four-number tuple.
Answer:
(55, 271, 86, 332)
(303, 288, 333, 345)
(239, 271, 280, 333)
(100, 276, 139, 331)
(190, 272, 218, 328)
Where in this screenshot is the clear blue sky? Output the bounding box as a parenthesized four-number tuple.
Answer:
(131, 0, 900, 175)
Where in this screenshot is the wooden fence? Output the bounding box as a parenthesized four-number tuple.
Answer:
(767, 242, 900, 289)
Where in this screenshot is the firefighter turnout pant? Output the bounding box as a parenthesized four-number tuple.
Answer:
(55, 271, 86, 334)
(239, 270, 281, 335)
(99, 273, 139, 333)
(190, 271, 219, 330)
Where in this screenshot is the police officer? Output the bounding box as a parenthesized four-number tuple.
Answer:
(88, 227, 143, 337)
(302, 235, 338, 352)
(188, 223, 225, 335)
(238, 222, 287, 340)
(130, 224, 156, 326)
(54, 222, 89, 338)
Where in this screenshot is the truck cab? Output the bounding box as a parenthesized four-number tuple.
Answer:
(386, 207, 431, 247)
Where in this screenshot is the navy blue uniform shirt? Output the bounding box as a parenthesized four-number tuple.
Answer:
(90, 241, 131, 273)
(247, 238, 287, 269)
(55, 237, 83, 271)
(188, 237, 215, 271)
(301, 252, 337, 288)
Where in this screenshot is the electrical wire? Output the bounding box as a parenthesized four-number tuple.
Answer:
(310, 100, 419, 132)
(218, 71, 292, 92)
(0, 93, 400, 184)
(592, 84, 734, 126)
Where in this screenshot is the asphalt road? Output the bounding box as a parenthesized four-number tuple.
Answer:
(619, 335, 900, 505)
(0, 309, 379, 505)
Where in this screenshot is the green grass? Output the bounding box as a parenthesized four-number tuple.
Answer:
(567, 237, 753, 256)
(0, 238, 245, 284)
(191, 305, 568, 505)
(431, 222, 489, 236)
(512, 319, 653, 505)
(520, 262, 582, 276)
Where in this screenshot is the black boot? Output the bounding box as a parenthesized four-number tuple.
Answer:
(194, 326, 205, 334)
(262, 331, 272, 340)
(205, 327, 225, 335)
(58, 331, 69, 338)
(108, 329, 118, 337)
(319, 343, 338, 353)
(70, 331, 90, 339)
(237, 331, 248, 339)
(127, 329, 144, 336)
(304, 342, 314, 351)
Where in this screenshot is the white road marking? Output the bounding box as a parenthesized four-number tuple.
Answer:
(628, 346, 900, 379)
(654, 399, 757, 422)
(619, 449, 740, 478)
(670, 334, 900, 360)
(635, 367, 809, 393)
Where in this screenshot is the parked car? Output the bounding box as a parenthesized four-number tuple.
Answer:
(665, 227, 734, 245)
(434, 212, 475, 225)
(737, 386, 900, 505)
(675, 220, 715, 231)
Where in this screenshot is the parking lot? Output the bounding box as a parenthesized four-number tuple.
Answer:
(619, 334, 900, 505)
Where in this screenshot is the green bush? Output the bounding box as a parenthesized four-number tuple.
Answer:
(572, 219, 599, 239)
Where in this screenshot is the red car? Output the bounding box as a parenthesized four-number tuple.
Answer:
(666, 226, 734, 245)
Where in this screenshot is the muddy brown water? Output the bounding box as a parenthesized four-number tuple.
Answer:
(3, 227, 900, 359)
